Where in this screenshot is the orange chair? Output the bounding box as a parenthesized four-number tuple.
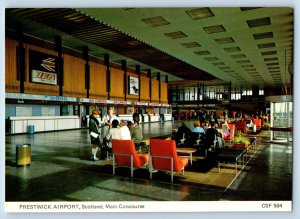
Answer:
(149, 139, 189, 182)
(112, 139, 149, 177)
(253, 119, 262, 129)
(222, 123, 235, 141)
(235, 121, 248, 134)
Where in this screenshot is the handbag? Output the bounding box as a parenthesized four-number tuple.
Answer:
(90, 119, 100, 139)
(90, 131, 99, 138)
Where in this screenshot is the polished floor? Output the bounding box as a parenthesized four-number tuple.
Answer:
(5, 120, 292, 202)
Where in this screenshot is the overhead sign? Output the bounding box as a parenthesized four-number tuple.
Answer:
(29, 50, 59, 85)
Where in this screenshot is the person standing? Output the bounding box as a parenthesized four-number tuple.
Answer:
(102, 107, 119, 138)
(132, 109, 140, 123)
(103, 107, 119, 127)
(89, 109, 101, 161)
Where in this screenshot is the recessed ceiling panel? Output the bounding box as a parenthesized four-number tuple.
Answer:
(164, 31, 188, 39)
(181, 42, 201, 48)
(253, 32, 273, 40)
(214, 37, 234, 44)
(203, 25, 226, 34)
(194, 50, 211, 55)
(142, 16, 170, 27)
(224, 47, 241, 52)
(247, 17, 271, 28)
(186, 8, 214, 20)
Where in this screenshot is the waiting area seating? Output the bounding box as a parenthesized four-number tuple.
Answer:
(253, 118, 262, 129)
(235, 120, 248, 134)
(222, 123, 235, 144)
(150, 139, 189, 182)
(112, 139, 149, 177)
(110, 122, 261, 184)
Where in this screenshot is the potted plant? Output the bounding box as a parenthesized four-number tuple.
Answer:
(263, 121, 270, 129)
(233, 131, 250, 149)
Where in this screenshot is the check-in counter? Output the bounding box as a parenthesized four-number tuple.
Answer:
(149, 114, 160, 122)
(9, 116, 80, 134)
(118, 114, 134, 122)
(142, 114, 149, 123)
(163, 114, 172, 121)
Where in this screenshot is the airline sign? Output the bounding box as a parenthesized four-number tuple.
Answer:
(29, 50, 59, 85)
(32, 70, 57, 85)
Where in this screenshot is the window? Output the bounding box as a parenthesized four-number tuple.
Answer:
(242, 89, 252, 96)
(259, 89, 264, 95)
(231, 93, 241, 100)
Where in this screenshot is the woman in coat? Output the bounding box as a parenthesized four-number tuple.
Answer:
(89, 109, 101, 161)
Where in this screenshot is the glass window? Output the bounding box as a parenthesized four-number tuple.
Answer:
(259, 89, 264, 95)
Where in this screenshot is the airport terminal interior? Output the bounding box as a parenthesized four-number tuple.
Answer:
(5, 7, 293, 203)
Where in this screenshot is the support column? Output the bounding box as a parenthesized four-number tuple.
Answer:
(83, 46, 90, 98)
(147, 69, 152, 103)
(104, 54, 110, 100)
(197, 82, 200, 105)
(169, 84, 173, 103)
(157, 72, 161, 103)
(55, 36, 63, 96)
(252, 85, 259, 100)
(16, 22, 25, 93)
(176, 85, 179, 102)
(122, 60, 127, 101)
(229, 82, 232, 101)
(136, 65, 141, 102)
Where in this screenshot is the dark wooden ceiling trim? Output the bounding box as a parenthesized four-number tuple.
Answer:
(6, 8, 217, 81)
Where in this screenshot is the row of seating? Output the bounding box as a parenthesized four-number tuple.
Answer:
(235, 118, 262, 134)
(112, 139, 188, 182)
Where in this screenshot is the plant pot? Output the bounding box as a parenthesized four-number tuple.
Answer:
(233, 143, 248, 149)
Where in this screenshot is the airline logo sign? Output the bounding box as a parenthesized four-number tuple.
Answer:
(32, 70, 57, 85)
(30, 50, 58, 85)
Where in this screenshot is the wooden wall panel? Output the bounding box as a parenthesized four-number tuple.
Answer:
(5, 39, 19, 93)
(151, 80, 159, 102)
(89, 61, 107, 99)
(110, 67, 124, 100)
(63, 54, 86, 97)
(140, 75, 150, 102)
(26, 44, 57, 56)
(160, 82, 168, 103)
(5, 37, 169, 104)
(24, 44, 60, 95)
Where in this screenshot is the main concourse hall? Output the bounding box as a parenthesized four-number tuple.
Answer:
(3, 4, 295, 214)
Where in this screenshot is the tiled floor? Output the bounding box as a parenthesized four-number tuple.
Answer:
(5, 120, 292, 202)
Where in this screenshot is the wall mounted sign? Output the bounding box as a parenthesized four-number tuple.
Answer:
(29, 50, 58, 85)
(128, 75, 139, 95)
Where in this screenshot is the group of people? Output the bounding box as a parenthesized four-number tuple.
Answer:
(88, 107, 143, 161)
(175, 120, 222, 151)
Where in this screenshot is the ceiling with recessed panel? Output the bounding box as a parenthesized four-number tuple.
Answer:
(5, 7, 293, 89)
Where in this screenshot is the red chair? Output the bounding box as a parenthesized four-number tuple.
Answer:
(253, 119, 262, 129)
(149, 139, 188, 182)
(235, 121, 248, 134)
(112, 139, 149, 177)
(222, 123, 235, 141)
